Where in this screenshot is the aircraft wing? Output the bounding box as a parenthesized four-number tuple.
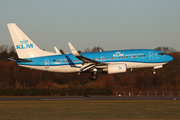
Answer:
(68, 42, 107, 72)
(73, 53, 107, 66)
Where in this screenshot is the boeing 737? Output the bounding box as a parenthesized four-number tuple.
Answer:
(7, 23, 173, 80)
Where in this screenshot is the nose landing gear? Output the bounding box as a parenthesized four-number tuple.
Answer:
(152, 69, 156, 75)
(152, 65, 163, 74)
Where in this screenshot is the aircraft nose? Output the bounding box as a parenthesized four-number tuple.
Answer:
(166, 55, 173, 62)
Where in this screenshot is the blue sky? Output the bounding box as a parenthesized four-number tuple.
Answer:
(1, 0, 180, 53)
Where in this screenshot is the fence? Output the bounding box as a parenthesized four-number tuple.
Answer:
(115, 91, 180, 96)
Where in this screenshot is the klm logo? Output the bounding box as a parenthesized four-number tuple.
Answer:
(16, 39, 33, 49)
(113, 52, 124, 57)
(117, 66, 122, 70)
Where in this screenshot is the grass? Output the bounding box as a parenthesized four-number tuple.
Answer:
(0, 100, 179, 120)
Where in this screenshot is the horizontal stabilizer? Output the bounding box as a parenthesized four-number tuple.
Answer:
(8, 58, 33, 62)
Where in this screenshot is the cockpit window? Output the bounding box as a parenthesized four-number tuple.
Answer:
(158, 53, 164, 55)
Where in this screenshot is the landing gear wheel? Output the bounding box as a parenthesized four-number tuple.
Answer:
(152, 69, 156, 75)
(92, 75, 97, 80)
(89, 74, 97, 80)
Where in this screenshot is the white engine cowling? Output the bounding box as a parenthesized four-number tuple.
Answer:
(107, 63, 127, 74)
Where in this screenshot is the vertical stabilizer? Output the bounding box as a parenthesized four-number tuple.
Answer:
(7, 23, 56, 58)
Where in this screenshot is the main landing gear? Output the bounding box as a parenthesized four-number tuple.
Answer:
(89, 69, 97, 80)
(89, 73, 97, 80)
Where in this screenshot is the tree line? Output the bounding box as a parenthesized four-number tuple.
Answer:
(0, 45, 179, 96)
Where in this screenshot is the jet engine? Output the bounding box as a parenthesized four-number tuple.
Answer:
(104, 63, 127, 74)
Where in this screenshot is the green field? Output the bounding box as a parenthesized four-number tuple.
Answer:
(0, 100, 179, 120)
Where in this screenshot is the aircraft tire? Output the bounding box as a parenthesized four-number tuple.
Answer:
(89, 74, 97, 80)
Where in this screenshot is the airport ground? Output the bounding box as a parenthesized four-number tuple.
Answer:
(0, 96, 180, 120)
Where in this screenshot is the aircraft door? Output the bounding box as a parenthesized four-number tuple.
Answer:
(101, 56, 105, 62)
(44, 59, 49, 68)
(149, 51, 154, 60)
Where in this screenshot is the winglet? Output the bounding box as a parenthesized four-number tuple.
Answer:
(68, 42, 80, 56)
(54, 47, 61, 54)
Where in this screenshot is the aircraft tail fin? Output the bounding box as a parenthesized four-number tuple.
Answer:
(7, 23, 56, 58)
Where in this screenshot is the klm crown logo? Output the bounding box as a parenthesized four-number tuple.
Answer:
(117, 66, 122, 70)
(20, 39, 28, 44)
(16, 39, 33, 49)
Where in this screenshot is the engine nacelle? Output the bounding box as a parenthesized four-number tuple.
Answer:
(106, 63, 127, 74)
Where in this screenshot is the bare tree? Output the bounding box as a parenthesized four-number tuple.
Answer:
(91, 46, 104, 52)
(9, 46, 15, 53)
(84, 46, 104, 53)
(77, 50, 81, 53)
(59, 49, 65, 54)
(9, 46, 17, 58)
(0, 45, 9, 53)
(84, 48, 91, 53)
(155, 47, 177, 53)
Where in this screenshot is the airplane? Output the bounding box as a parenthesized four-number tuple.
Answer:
(7, 23, 173, 80)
